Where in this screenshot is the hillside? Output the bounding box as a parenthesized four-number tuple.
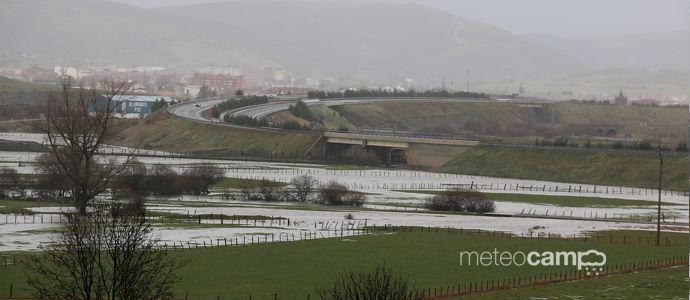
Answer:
(474, 69, 690, 99)
(0, 76, 55, 120)
(109, 110, 320, 157)
(441, 147, 688, 191)
(0, 76, 53, 103)
(0, 0, 182, 66)
(154, 1, 586, 82)
(0, 0, 587, 82)
(326, 101, 688, 143)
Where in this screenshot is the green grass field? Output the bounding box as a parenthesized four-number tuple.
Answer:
(0, 199, 69, 214)
(393, 191, 683, 208)
(1, 229, 685, 299)
(441, 147, 688, 191)
(460, 265, 687, 300)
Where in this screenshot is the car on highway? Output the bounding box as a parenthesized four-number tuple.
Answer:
(194, 103, 201, 108)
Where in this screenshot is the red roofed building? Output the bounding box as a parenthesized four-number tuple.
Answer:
(190, 73, 245, 94)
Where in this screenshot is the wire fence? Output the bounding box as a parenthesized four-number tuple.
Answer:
(194, 166, 687, 196)
(516, 208, 684, 224)
(414, 255, 688, 300)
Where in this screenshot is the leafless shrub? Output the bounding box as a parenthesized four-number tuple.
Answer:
(148, 164, 182, 196)
(239, 188, 263, 201)
(474, 198, 496, 213)
(317, 264, 420, 300)
(117, 160, 148, 215)
(424, 188, 495, 213)
(0, 167, 19, 199)
(317, 181, 366, 206)
(259, 186, 284, 202)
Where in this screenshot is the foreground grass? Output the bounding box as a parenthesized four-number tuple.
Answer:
(393, 190, 683, 208)
(1, 230, 686, 299)
(461, 265, 688, 300)
(441, 147, 688, 190)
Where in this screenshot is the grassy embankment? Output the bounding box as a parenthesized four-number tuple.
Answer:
(330, 101, 687, 144)
(109, 110, 319, 156)
(1, 230, 686, 299)
(0, 76, 54, 121)
(266, 104, 357, 131)
(441, 147, 688, 191)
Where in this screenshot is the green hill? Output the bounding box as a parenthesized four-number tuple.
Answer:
(441, 146, 688, 190)
(110, 111, 320, 158)
(0, 76, 55, 120)
(329, 101, 687, 144)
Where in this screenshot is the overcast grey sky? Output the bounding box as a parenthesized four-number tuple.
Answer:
(115, 0, 689, 38)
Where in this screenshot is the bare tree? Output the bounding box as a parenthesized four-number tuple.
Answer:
(25, 203, 185, 300)
(317, 264, 420, 300)
(286, 174, 317, 202)
(36, 77, 133, 214)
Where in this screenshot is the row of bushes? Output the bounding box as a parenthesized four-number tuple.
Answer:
(307, 89, 489, 99)
(424, 188, 495, 213)
(534, 138, 687, 152)
(0, 162, 225, 201)
(288, 100, 315, 121)
(211, 96, 269, 118)
(237, 175, 366, 207)
(118, 162, 223, 196)
(223, 114, 313, 131)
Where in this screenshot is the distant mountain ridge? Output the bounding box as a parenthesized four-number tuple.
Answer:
(0, 0, 685, 84)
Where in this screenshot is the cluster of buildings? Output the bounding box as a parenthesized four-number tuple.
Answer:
(0, 64, 327, 101)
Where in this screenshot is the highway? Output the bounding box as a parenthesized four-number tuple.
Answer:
(169, 97, 494, 123)
(168, 98, 226, 121)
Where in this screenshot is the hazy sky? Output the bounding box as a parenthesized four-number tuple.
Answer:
(114, 0, 689, 38)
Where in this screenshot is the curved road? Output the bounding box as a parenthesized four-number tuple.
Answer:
(169, 97, 494, 124)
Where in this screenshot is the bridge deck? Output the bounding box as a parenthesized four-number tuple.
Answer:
(324, 131, 479, 147)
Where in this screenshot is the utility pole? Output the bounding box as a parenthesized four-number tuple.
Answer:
(656, 148, 663, 246)
(466, 71, 471, 93)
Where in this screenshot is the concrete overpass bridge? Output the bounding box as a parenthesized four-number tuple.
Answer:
(311, 131, 479, 166)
